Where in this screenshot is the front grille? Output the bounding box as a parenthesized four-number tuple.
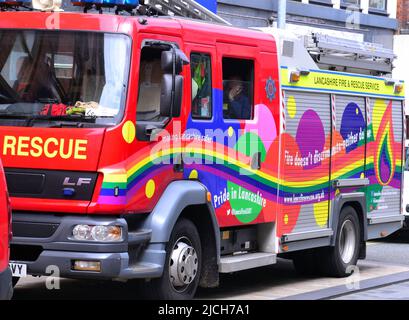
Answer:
(12, 221, 59, 238)
(6, 171, 45, 194)
(10, 244, 43, 262)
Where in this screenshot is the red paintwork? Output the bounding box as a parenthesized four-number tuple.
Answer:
(0, 159, 10, 272)
(0, 12, 279, 223)
(0, 127, 104, 171)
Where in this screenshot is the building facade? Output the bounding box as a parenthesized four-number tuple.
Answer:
(209, 0, 398, 49)
(397, 0, 409, 33)
(61, 0, 398, 50)
(394, 0, 409, 113)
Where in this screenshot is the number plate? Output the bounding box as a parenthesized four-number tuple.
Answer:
(9, 262, 27, 278)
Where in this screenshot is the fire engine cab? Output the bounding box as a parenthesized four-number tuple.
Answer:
(0, 0, 405, 299)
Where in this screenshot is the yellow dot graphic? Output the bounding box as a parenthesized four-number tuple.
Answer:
(122, 120, 136, 144)
(189, 170, 199, 180)
(356, 107, 359, 115)
(287, 96, 297, 118)
(228, 126, 234, 137)
(145, 179, 155, 199)
(284, 214, 289, 225)
(360, 173, 365, 179)
(314, 201, 329, 227)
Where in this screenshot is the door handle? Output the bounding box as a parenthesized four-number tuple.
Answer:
(173, 153, 184, 173)
(251, 152, 262, 170)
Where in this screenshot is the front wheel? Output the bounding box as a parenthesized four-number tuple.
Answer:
(321, 206, 360, 277)
(144, 218, 202, 300)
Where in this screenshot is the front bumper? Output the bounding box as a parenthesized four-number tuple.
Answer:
(10, 212, 166, 281)
(0, 267, 12, 300)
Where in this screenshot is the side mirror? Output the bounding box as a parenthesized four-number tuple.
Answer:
(161, 49, 189, 74)
(173, 75, 183, 117)
(160, 74, 183, 118)
(161, 51, 174, 74)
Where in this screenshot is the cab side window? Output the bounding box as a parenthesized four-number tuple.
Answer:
(191, 53, 212, 119)
(136, 46, 165, 122)
(222, 58, 254, 120)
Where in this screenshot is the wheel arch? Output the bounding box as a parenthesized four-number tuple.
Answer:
(331, 192, 368, 250)
(142, 180, 220, 288)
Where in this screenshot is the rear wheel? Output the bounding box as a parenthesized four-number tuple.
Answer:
(144, 218, 202, 300)
(321, 206, 360, 277)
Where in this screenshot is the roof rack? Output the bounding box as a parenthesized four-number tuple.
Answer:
(142, 0, 230, 25)
(306, 33, 396, 75)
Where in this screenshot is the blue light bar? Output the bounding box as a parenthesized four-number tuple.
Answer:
(71, 0, 138, 7)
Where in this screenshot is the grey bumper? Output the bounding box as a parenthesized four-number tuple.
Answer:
(10, 212, 166, 280)
(0, 267, 12, 300)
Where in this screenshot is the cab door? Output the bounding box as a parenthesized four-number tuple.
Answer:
(209, 42, 280, 228)
(182, 42, 219, 212)
(107, 30, 188, 213)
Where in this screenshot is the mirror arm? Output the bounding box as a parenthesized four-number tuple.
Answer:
(169, 47, 177, 120)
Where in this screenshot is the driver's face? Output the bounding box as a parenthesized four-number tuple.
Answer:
(228, 79, 242, 91)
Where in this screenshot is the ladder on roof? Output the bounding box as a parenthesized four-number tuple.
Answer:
(305, 33, 396, 75)
(141, 0, 231, 25)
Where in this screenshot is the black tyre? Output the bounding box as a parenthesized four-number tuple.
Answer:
(144, 218, 202, 300)
(321, 206, 360, 277)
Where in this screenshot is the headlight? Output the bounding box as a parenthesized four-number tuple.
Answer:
(72, 225, 92, 241)
(72, 225, 123, 242)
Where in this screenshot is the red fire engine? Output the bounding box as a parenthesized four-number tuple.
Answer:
(0, 0, 405, 299)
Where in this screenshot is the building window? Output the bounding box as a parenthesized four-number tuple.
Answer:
(341, 0, 360, 8)
(191, 53, 212, 119)
(222, 57, 254, 120)
(309, 0, 334, 7)
(368, 0, 386, 11)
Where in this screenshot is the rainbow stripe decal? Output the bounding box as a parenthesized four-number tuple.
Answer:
(374, 101, 395, 186)
(97, 83, 403, 234)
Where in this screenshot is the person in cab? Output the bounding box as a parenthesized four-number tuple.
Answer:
(223, 75, 251, 120)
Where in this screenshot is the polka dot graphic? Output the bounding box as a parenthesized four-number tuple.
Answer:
(287, 96, 297, 118)
(189, 170, 199, 180)
(245, 104, 277, 151)
(295, 110, 325, 170)
(145, 179, 155, 199)
(313, 200, 329, 227)
(122, 121, 136, 144)
(340, 103, 365, 153)
(228, 126, 234, 138)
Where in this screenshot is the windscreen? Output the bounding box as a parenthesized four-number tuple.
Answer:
(0, 30, 130, 127)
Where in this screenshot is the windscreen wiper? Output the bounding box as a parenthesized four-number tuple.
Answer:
(0, 113, 92, 126)
(26, 114, 97, 127)
(0, 113, 33, 126)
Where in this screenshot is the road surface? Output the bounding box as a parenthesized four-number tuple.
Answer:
(12, 231, 409, 300)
